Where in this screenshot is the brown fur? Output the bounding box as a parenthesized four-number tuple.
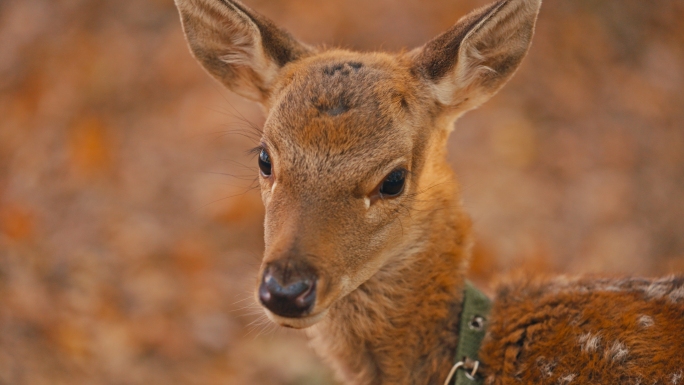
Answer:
(173, 0, 684, 384)
(482, 276, 684, 385)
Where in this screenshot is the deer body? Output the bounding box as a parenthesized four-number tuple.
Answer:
(481, 276, 684, 385)
(173, 0, 684, 383)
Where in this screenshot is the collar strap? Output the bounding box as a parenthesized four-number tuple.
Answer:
(444, 281, 492, 385)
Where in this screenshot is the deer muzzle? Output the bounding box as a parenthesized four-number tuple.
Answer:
(258, 260, 318, 318)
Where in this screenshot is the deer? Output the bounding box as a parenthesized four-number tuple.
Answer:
(173, 0, 684, 384)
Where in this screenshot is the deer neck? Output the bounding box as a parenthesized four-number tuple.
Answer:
(307, 169, 472, 385)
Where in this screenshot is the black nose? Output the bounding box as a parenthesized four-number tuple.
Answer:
(259, 262, 317, 318)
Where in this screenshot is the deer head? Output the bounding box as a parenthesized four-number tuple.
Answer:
(175, 0, 541, 328)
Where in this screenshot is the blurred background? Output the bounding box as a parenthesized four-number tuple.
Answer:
(1, 0, 683, 384)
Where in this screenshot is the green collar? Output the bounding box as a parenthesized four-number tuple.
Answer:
(444, 281, 492, 385)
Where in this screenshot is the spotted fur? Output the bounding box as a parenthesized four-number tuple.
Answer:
(481, 276, 684, 385)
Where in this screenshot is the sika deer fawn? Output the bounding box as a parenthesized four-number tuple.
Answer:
(174, 0, 684, 384)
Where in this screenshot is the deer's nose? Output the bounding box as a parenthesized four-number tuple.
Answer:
(259, 262, 317, 318)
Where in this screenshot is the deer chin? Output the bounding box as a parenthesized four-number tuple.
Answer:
(264, 308, 329, 329)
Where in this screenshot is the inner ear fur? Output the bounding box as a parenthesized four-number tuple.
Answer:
(175, 0, 314, 103)
(412, 0, 542, 115)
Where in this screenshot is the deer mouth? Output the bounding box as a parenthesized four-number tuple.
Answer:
(263, 307, 330, 329)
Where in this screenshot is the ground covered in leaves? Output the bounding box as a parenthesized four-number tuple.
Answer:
(1, 0, 683, 384)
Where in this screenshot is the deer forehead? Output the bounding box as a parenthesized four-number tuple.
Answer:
(262, 52, 427, 180)
(264, 54, 417, 154)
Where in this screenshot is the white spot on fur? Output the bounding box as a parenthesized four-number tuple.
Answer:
(364, 197, 371, 210)
(672, 370, 683, 385)
(271, 181, 277, 193)
(604, 285, 622, 292)
(604, 340, 629, 363)
(535, 357, 556, 378)
(637, 315, 654, 328)
(578, 332, 601, 353)
(558, 374, 576, 384)
(646, 282, 668, 298)
(669, 286, 684, 302)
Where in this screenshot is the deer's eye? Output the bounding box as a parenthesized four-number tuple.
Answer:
(258, 149, 272, 176)
(379, 169, 406, 197)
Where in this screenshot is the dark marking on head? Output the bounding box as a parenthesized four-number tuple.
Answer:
(323, 62, 364, 77)
(325, 103, 350, 116)
(323, 64, 341, 76)
(313, 94, 351, 117)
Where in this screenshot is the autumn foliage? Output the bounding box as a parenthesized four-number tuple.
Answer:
(0, 0, 683, 384)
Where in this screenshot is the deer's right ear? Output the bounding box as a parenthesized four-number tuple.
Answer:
(411, 0, 541, 117)
(175, 0, 313, 103)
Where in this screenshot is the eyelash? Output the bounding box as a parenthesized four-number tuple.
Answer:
(248, 145, 265, 156)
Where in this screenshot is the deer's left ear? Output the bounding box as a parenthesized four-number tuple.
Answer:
(411, 0, 542, 115)
(175, 0, 314, 104)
